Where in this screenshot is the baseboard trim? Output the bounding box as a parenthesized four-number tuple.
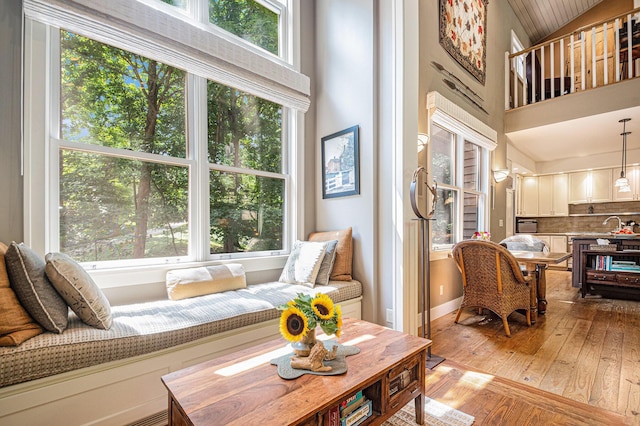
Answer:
(416, 296, 462, 329)
(431, 296, 462, 320)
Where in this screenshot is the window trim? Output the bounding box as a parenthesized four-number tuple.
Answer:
(426, 92, 496, 260)
(429, 125, 489, 252)
(511, 30, 526, 81)
(23, 0, 305, 286)
(23, 0, 309, 111)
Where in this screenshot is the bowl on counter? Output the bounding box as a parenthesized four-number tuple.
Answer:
(610, 232, 640, 239)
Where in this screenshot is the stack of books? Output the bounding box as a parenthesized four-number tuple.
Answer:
(594, 255, 640, 271)
(610, 260, 640, 272)
(326, 390, 373, 426)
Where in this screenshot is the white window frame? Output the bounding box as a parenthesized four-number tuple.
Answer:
(511, 30, 526, 81)
(23, 0, 307, 287)
(429, 124, 489, 252)
(426, 92, 496, 260)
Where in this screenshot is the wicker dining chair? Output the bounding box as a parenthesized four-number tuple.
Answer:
(451, 240, 532, 337)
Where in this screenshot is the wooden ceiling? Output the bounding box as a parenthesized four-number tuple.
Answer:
(507, 0, 604, 43)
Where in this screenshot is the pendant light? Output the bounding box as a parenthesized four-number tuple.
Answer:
(615, 118, 632, 192)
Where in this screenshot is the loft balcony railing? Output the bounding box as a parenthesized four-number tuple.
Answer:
(505, 7, 640, 110)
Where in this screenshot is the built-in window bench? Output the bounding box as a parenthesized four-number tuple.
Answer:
(0, 280, 362, 426)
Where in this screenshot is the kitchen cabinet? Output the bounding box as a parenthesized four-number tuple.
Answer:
(516, 174, 567, 217)
(518, 176, 539, 216)
(537, 235, 568, 268)
(569, 169, 612, 203)
(612, 166, 640, 201)
(538, 174, 568, 216)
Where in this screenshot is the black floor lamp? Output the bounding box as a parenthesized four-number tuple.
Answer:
(410, 167, 445, 370)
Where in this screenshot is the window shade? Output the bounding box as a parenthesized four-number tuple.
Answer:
(24, 0, 310, 111)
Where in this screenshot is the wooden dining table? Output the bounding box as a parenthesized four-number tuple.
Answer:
(509, 250, 573, 322)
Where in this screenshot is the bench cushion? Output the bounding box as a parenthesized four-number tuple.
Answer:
(0, 279, 362, 387)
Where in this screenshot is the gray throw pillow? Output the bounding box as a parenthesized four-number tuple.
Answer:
(5, 242, 68, 333)
(314, 240, 338, 286)
(45, 252, 113, 330)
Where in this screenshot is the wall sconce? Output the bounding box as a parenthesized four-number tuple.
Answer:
(418, 133, 429, 152)
(493, 169, 510, 183)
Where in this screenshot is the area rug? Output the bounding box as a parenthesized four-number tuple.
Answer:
(383, 397, 475, 426)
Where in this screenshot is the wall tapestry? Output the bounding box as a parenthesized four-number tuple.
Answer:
(439, 0, 488, 85)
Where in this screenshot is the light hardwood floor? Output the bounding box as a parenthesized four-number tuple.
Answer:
(429, 270, 640, 424)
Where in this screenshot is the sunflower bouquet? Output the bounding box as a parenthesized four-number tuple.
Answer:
(278, 293, 342, 342)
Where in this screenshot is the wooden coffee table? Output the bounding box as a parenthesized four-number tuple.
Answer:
(162, 318, 431, 425)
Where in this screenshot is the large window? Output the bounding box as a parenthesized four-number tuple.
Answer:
(206, 80, 285, 254)
(24, 0, 305, 274)
(430, 124, 490, 251)
(60, 32, 189, 262)
(209, 0, 280, 55)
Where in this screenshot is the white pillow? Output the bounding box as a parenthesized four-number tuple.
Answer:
(279, 240, 328, 287)
(166, 263, 246, 301)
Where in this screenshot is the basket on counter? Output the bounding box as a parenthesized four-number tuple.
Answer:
(589, 244, 617, 251)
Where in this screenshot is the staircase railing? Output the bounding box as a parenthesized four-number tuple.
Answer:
(505, 7, 640, 110)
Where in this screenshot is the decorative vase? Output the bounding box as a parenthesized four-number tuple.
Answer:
(291, 328, 317, 357)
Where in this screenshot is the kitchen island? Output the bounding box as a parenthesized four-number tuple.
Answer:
(572, 236, 640, 300)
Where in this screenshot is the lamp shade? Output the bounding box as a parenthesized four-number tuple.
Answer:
(619, 184, 632, 193)
(493, 169, 510, 183)
(615, 175, 630, 187)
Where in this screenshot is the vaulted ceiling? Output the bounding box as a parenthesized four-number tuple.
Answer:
(504, 0, 640, 173)
(506, 0, 603, 43)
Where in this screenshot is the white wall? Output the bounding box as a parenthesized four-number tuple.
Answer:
(313, 0, 420, 329)
(314, 0, 378, 322)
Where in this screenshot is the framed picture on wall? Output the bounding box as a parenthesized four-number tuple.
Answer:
(439, 0, 488, 85)
(321, 125, 360, 199)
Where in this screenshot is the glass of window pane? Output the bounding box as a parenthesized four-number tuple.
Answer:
(430, 125, 454, 185)
(463, 141, 480, 190)
(207, 81, 283, 173)
(210, 170, 284, 254)
(208, 0, 279, 55)
(59, 150, 189, 262)
(432, 188, 457, 247)
(160, 0, 187, 9)
(462, 193, 481, 240)
(60, 30, 187, 158)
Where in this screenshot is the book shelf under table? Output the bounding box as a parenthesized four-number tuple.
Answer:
(161, 318, 431, 426)
(581, 249, 640, 299)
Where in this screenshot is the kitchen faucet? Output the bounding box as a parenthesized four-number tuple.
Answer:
(603, 216, 623, 232)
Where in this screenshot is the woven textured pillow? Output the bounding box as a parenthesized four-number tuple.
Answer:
(314, 240, 338, 286)
(0, 242, 43, 346)
(5, 242, 68, 333)
(45, 252, 112, 329)
(166, 264, 247, 301)
(308, 227, 353, 281)
(279, 240, 328, 287)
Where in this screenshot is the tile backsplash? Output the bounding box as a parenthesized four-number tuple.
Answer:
(523, 201, 640, 234)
